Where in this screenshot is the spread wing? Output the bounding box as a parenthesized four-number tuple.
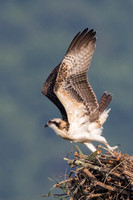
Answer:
(55, 28, 99, 122)
(42, 28, 112, 124)
(42, 64, 68, 122)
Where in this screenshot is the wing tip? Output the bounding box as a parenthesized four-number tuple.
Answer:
(66, 27, 97, 54)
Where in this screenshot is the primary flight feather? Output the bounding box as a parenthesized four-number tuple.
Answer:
(42, 28, 117, 152)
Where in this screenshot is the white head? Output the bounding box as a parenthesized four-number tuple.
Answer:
(45, 118, 69, 138)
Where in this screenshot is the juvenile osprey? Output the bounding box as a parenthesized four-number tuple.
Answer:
(42, 28, 117, 152)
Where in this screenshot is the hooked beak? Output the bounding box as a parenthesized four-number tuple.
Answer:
(45, 122, 48, 128)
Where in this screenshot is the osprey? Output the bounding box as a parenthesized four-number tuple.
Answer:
(42, 28, 117, 152)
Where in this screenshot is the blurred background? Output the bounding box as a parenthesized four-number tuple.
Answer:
(0, 0, 133, 199)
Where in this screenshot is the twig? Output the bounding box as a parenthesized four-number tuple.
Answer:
(83, 168, 116, 191)
(43, 149, 133, 199)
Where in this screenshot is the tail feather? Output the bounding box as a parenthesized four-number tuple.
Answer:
(98, 92, 112, 113)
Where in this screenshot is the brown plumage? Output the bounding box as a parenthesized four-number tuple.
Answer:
(42, 64, 68, 121)
(42, 28, 117, 153)
(42, 28, 100, 121)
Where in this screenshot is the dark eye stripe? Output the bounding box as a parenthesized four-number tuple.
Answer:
(50, 121, 60, 128)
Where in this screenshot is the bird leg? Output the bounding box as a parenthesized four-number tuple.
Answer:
(84, 142, 97, 152)
(91, 135, 118, 155)
(84, 135, 118, 155)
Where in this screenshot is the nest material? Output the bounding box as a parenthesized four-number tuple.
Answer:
(42, 147, 133, 199)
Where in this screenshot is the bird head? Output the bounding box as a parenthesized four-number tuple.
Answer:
(45, 118, 69, 138)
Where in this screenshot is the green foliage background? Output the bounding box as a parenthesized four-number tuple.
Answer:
(0, 0, 133, 200)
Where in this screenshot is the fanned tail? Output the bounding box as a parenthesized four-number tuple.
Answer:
(98, 92, 112, 113)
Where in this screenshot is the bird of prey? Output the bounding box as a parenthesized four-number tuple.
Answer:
(42, 28, 117, 152)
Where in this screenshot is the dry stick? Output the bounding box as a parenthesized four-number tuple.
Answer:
(83, 168, 116, 191)
(123, 170, 133, 180)
(86, 192, 110, 199)
(64, 156, 130, 192)
(54, 177, 76, 188)
(72, 178, 86, 197)
(104, 159, 125, 184)
(65, 157, 123, 178)
(119, 182, 132, 195)
(64, 157, 108, 172)
(47, 152, 133, 199)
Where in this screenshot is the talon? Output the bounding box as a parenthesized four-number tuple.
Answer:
(109, 145, 118, 151)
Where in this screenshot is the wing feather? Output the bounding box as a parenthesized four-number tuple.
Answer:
(42, 64, 68, 122)
(55, 28, 99, 122)
(42, 28, 112, 124)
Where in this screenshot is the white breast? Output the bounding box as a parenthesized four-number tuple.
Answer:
(68, 109, 103, 143)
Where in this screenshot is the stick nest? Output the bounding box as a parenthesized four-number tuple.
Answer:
(42, 147, 133, 199)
